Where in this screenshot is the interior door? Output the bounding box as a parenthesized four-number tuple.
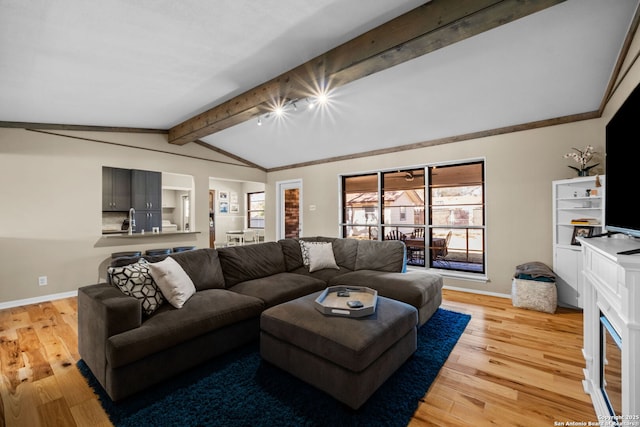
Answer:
(276, 179, 302, 240)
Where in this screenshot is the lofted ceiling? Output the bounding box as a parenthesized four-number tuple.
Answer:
(1, 0, 639, 170)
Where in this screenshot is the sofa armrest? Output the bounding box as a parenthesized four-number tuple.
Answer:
(77, 283, 142, 385)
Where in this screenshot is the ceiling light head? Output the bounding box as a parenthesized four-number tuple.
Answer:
(257, 117, 262, 126)
(306, 98, 315, 110)
(274, 105, 285, 117)
(316, 92, 329, 105)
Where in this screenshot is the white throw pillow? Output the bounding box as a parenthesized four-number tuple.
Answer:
(305, 242, 340, 273)
(148, 257, 196, 309)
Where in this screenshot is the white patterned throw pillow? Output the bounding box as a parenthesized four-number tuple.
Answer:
(108, 259, 165, 315)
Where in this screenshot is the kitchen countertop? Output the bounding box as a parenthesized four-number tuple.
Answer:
(101, 230, 200, 238)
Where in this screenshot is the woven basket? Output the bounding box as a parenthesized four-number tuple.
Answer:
(511, 278, 557, 314)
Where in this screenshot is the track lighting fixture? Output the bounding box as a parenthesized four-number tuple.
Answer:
(256, 89, 333, 127)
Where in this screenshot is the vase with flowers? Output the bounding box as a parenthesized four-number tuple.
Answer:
(563, 145, 599, 176)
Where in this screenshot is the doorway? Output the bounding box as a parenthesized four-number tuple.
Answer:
(276, 179, 302, 240)
(209, 190, 215, 248)
(181, 194, 190, 232)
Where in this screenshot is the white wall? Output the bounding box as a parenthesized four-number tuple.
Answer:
(266, 119, 610, 296)
(0, 129, 265, 303)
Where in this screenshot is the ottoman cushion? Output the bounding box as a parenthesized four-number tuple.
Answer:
(260, 291, 418, 409)
(260, 292, 417, 372)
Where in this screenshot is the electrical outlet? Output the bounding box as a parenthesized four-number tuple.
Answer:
(38, 276, 48, 286)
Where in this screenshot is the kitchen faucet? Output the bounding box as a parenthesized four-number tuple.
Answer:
(128, 207, 135, 235)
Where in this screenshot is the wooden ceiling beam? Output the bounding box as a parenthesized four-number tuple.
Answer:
(168, 0, 565, 146)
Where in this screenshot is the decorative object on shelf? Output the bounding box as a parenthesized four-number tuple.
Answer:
(570, 217, 599, 225)
(571, 225, 594, 245)
(563, 145, 599, 176)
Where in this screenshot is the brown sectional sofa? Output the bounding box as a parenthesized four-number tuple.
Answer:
(78, 236, 443, 401)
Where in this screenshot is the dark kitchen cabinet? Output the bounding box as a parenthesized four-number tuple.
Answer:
(131, 170, 161, 210)
(102, 167, 131, 211)
(131, 170, 162, 232)
(133, 210, 162, 233)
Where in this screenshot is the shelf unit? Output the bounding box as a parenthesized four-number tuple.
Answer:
(552, 175, 605, 308)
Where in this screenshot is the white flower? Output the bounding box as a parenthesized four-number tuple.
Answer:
(563, 145, 597, 170)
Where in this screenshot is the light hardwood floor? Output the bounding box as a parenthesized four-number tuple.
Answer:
(0, 289, 595, 426)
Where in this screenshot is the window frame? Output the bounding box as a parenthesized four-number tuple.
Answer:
(339, 159, 486, 277)
(247, 191, 265, 229)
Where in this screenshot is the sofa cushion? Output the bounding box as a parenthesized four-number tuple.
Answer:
(109, 249, 226, 292)
(289, 265, 352, 283)
(329, 238, 359, 270)
(309, 237, 359, 271)
(107, 259, 165, 315)
(218, 242, 287, 288)
(229, 272, 327, 308)
(106, 289, 264, 368)
(280, 237, 359, 272)
(329, 270, 443, 310)
(168, 249, 226, 291)
(148, 257, 196, 309)
(355, 240, 405, 272)
(279, 238, 305, 271)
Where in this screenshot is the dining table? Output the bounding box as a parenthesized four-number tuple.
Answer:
(226, 230, 246, 246)
(404, 236, 446, 260)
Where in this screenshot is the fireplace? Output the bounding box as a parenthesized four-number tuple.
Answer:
(579, 237, 639, 419)
(600, 314, 622, 417)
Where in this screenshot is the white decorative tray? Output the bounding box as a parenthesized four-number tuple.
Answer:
(314, 286, 378, 318)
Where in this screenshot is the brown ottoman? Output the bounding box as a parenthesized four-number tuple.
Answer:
(260, 291, 418, 409)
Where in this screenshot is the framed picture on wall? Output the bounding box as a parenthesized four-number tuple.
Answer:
(219, 201, 229, 214)
(230, 203, 239, 213)
(219, 191, 229, 200)
(571, 226, 593, 245)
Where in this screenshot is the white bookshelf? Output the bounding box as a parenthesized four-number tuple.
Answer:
(552, 175, 605, 308)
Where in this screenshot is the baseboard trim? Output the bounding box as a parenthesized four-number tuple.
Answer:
(443, 285, 511, 300)
(0, 290, 78, 310)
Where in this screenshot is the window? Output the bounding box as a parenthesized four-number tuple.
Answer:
(247, 192, 265, 229)
(428, 162, 485, 274)
(340, 160, 485, 274)
(342, 173, 379, 240)
(382, 169, 426, 267)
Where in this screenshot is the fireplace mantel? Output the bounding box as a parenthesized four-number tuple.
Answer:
(580, 236, 640, 418)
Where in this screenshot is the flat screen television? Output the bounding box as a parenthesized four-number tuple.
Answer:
(605, 81, 640, 240)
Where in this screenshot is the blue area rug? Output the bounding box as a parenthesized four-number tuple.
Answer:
(77, 308, 470, 427)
